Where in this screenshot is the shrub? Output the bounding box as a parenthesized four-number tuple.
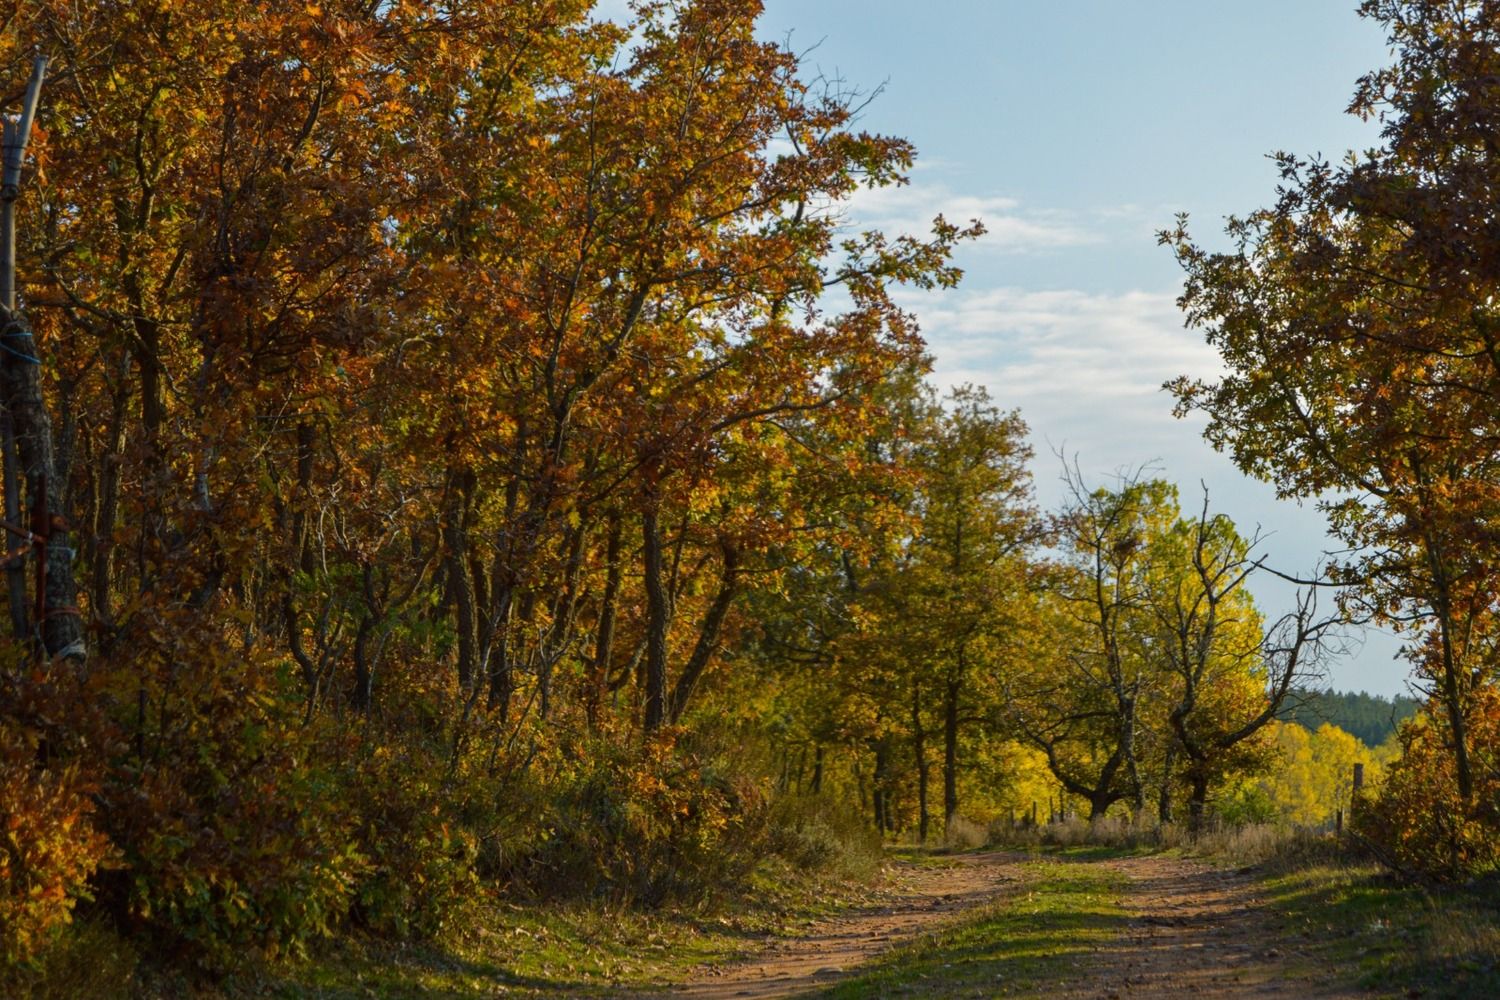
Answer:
(522, 727, 771, 906)
(344, 734, 480, 940)
(766, 793, 881, 877)
(92, 619, 362, 968)
(0, 662, 117, 968)
(1355, 686, 1500, 881)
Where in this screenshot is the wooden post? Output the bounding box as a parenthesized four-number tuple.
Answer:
(1350, 763, 1364, 827)
(1335, 807, 1343, 838)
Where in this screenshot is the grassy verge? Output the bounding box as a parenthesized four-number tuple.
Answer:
(218, 857, 882, 999)
(1260, 862, 1500, 999)
(805, 859, 1127, 999)
(8, 857, 881, 1000)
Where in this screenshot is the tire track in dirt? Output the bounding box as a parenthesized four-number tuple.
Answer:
(635, 852, 1364, 999)
(1059, 855, 1360, 1000)
(652, 851, 1022, 999)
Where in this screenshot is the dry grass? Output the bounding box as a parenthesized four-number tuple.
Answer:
(941, 813, 989, 851)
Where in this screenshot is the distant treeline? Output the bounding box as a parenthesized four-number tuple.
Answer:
(1283, 690, 1420, 748)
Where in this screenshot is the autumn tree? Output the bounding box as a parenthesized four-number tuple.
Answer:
(1010, 473, 1173, 819)
(1142, 490, 1330, 828)
(1162, 0, 1500, 812)
(901, 385, 1038, 831)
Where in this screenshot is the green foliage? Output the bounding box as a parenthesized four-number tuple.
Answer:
(521, 728, 772, 907)
(343, 735, 480, 942)
(92, 623, 362, 969)
(1283, 689, 1420, 749)
(1214, 781, 1278, 826)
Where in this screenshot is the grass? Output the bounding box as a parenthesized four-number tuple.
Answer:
(241, 856, 887, 998)
(8, 856, 883, 999)
(1260, 861, 1500, 999)
(804, 859, 1128, 999)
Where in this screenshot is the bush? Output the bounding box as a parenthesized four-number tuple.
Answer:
(1215, 782, 1279, 827)
(92, 620, 362, 969)
(766, 793, 881, 877)
(0, 667, 116, 967)
(520, 727, 771, 906)
(344, 734, 480, 940)
(1356, 687, 1500, 881)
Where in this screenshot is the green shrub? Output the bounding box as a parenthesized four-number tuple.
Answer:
(518, 728, 771, 906)
(345, 736, 480, 940)
(766, 793, 881, 877)
(93, 623, 362, 969)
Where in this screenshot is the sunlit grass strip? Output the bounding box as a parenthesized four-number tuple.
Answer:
(809, 860, 1127, 999)
(1260, 862, 1500, 1000)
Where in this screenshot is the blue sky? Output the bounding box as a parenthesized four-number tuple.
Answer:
(601, 2, 1409, 696)
(746, 2, 1410, 697)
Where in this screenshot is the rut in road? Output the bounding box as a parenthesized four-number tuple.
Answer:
(654, 851, 1020, 999)
(637, 852, 1364, 999)
(1059, 855, 1361, 1000)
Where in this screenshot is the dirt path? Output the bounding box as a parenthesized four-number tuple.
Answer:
(1060, 855, 1359, 1000)
(656, 851, 1021, 999)
(638, 852, 1362, 1000)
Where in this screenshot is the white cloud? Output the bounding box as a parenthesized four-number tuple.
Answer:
(900, 285, 1220, 451)
(841, 182, 1099, 253)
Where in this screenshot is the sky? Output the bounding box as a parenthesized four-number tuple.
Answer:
(601, 2, 1412, 696)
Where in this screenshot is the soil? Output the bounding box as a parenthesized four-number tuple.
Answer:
(1063, 855, 1360, 999)
(638, 852, 1362, 999)
(653, 850, 1021, 999)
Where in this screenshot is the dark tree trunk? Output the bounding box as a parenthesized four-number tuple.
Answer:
(1, 312, 84, 660)
(642, 503, 670, 732)
(911, 681, 930, 843)
(943, 674, 961, 830)
(443, 467, 479, 692)
(1187, 771, 1211, 833)
(1158, 745, 1176, 825)
(586, 509, 623, 728)
(666, 542, 739, 724)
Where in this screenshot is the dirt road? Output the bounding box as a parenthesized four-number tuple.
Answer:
(657, 851, 1020, 999)
(1066, 855, 1359, 999)
(643, 852, 1360, 999)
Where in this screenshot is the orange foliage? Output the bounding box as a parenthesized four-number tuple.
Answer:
(1357, 684, 1500, 880)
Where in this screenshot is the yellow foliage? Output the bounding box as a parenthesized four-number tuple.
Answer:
(1256, 720, 1384, 825)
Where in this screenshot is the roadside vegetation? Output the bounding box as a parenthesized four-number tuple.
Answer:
(2, 1, 1500, 997)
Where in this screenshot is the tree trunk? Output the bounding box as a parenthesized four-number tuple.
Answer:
(1158, 746, 1176, 824)
(943, 674, 961, 831)
(1187, 772, 1211, 833)
(586, 509, 623, 728)
(443, 467, 479, 692)
(0, 312, 83, 660)
(666, 541, 739, 724)
(642, 503, 670, 732)
(872, 738, 892, 834)
(911, 681, 929, 843)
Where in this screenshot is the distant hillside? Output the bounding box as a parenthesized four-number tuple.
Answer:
(1283, 689, 1421, 748)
